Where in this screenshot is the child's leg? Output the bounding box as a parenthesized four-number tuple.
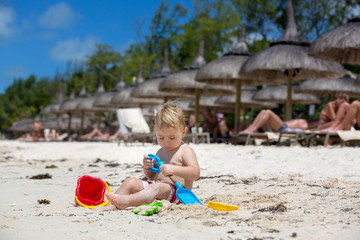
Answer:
(106, 182, 172, 210)
(94, 177, 144, 211)
(114, 177, 145, 195)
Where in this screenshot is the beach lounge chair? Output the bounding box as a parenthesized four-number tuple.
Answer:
(229, 132, 276, 145)
(116, 108, 155, 145)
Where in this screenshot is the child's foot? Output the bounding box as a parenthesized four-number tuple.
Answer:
(105, 193, 128, 210)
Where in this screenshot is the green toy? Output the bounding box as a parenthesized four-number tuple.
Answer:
(133, 202, 163, 216)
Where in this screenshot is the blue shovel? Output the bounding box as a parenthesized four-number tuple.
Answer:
(148, 154, 203, 205)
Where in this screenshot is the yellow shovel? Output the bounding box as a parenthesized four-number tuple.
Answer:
(208, 201, 238, 211)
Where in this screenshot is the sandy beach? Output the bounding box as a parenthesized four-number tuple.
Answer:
(0, 140, 359, 240)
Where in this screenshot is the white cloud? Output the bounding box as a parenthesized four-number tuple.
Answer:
(0, 6, 16, 37)
(50, 37, 98, 61)
(38, 2, 77, 29)
(6, 65, 29, 78)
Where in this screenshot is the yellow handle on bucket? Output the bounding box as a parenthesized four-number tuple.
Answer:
(75, 181, 112, 209)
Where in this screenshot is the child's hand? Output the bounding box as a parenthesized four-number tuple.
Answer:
(160, 164, 174, 176)
(143, 155, 153, 170)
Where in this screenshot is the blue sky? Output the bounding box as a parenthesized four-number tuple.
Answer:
(0, 0, 193, 94)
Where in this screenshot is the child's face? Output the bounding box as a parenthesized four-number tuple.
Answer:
(156, 126, 186, 151)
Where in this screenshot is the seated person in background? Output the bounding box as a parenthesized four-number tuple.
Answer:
(318, 94, 350, 129)
(217, 113, 229, 138)
(322, 100, 360, 132)
(31, 118, 43, 142)
(201, 109, 219, 143)
(186, 114, 196, 133)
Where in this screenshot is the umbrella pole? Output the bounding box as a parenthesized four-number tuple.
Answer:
(56, 114, 60, 133)
(67, 113, 72, 135)
(235, 79, 242, 131)
(80, 112, 84, 135)
(195, 88, 200, 125)
(97, 112, 101, 130)
(286, 69, 294, 121)
(243, 107, 247, 130)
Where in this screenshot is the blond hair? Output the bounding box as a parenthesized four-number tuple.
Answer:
(155, 102, 185, 131)
(337, 93, 349, 102)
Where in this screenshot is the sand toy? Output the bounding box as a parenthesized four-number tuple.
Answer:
(208, 201, 239, 211)
(133, 202, 163, 216)
(75, 175, 112, 209)
(148, 154, 203, 205)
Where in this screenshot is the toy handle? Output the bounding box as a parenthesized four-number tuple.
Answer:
(148, 154, 164, 173)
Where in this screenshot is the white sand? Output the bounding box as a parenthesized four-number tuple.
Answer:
(0, 140, 359, 240)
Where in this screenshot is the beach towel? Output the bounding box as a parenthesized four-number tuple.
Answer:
(116, 108, 150, 134)
(336, 127, 360, 141)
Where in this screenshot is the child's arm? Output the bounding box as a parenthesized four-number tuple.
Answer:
(143, 155, 157, 180)
(160, 146, 200, 180)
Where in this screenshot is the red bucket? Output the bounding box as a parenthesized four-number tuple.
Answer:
(75, 175, 111, 209)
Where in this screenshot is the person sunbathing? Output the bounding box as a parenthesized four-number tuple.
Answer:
(80, 126, 121, 140)
(321, 100, 360, 132)
(239, 109, 306, 134)
(240, 94, 350, 134)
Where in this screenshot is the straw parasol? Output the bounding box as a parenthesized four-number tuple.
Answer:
(356, 74, 360, 87)
(8, 120, 33, 132)
(216, 87, 278, 127)
(93, 70, 126, 111)
(295, 74, 360, 98)
(189, 96, 235, 113)
(76, 75, 106, 129)
(253, 85, 320, 105)
(111, 63, 163, 108)
(41, 76, 65, 115)
(308, 16, 360, 65)
(59, 79, 88, 133)
(195, 24, 274, 130)
(159, 40, 234, 123)
(131, 49, 185, 102)
(240, 0, 346, 121)
(215, 87, 278, 109)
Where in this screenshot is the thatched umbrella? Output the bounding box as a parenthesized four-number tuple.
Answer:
(216, 87, 278, 109)
(295, 74, 360, 98)
(308, 16, 360, 65)
(240, 0, 346, 120)
(59, 79, 88, 133)
(111, 63, 163, 108)
(215, 87, 278, 126)
(189, 96, 235, 113)
(8, 120, 33, 132)
(41, 77, 65, 115)
(93, 70, 126, 111)
(131, 49, 184, 102)
(356, 74, 360, 87)
(76, 75, 106, 129)
(159, 40, 234, 123)
(195, 24, 273, 130)
(253, 85, 320, 105)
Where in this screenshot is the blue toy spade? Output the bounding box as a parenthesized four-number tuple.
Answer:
(148, 154, 203, 205)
